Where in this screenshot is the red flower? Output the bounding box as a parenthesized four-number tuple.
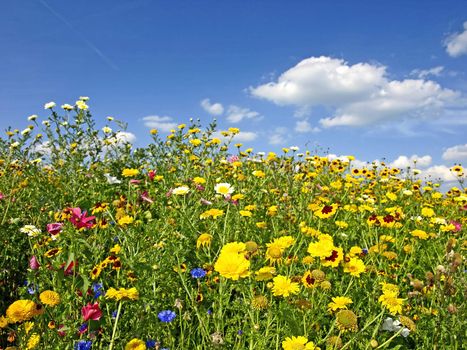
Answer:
(69, 207, 96, 229)
(81, 302, 102, 321)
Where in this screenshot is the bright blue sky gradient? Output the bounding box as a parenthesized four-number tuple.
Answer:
(1, 1, 467, 181)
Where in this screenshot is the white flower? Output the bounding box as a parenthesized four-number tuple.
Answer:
(44, 101, 56, 109)
(173, 186, 190, 195)
(214, 183, 234, 196)
(381, 318, 401, 332)
(10, 142, 20, 149)
(21, 128, 31, 135)
(61, 104, 74, 110)
(75, 100, 88, 110)
(104, 173, 121, 184)
(20, 225, 41, 237)
(79, 96, 89, 101)
(28, 114, 38, 121)
(102, 126, 112, 134)
(401, 328, 410, 338)
(290, 146, 299, 151)
(403, 190, 413, 196)
(42, 120, 50, 127)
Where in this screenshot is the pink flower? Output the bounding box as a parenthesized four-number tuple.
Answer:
(130, 179, 141, 185)
(47, 223, 63, 236)
(69, 207, 96, 230)
(81, 302, 102, 321)
(0, 192, 4, 200)
(450, 220, 462, 232)
(140, 191, 153, 204)
(29, 255, 40, 270)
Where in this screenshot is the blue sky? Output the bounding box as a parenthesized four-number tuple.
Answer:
(1, 0, 467, 182)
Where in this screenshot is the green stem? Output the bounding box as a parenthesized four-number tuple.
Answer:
(108, 301, 123, 350)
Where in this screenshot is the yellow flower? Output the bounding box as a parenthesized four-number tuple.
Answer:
(380, 282, 399, 295)
(0, 316, 8, 328)
(411, 229, 429, 240)
(379, 292, 404, 315)
(192, 177, 206, 184)
(282, 336, 318, 350)
(26, 333, 40, 350)
(301, 271, 317, 288)
(255, 266, 276, 281)
(321, 247, 343, 268)
(118, 215, 134, 226)
(122, 168, 139, 177)
(214, 251, 250, 280)
(239, 210, 252, 217)
(272, 275, 299, 297)
(313, 203, 338, 219)
(105, 287, 139, 301)
(6, 300, 41, 323)
(197, 233, 213, 249)
(125, 338, 146, 350)
(343, 258, 365, 277)
(200, 208, 224, 219)
(39, 291, 60, 307)
(220, 242, 246, 255)
(307, 234, 334, 258)
(328, 296, 353, 312)
(421, 207, 435, 217)
(252, 170, 266, 178)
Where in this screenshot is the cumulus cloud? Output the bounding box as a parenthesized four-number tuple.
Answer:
(294, 119, 320, 133)
(200, 98, 224, 116)
(250, 56, 460, 128)
(142, 116, 177, 132)
(212, 131, 258, 143)
(442, 144, 467, 161)
(445, 21, 467, 57)
(419, 165, 459, 182)
(410, 66, 444, 79)
(114, 131, 136, 144)
(226, 105, 261, 123)
(390, 155, 432, 169)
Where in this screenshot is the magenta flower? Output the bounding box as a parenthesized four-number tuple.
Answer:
(81, 302, 102, 321)
(140, 191, 153, 203)
(29, 255, 40, 270)
(47, 222, 63, 236)
(69, 208, 96, 230)
(450, 220, 462, 232)
(148, 170, 156, 181)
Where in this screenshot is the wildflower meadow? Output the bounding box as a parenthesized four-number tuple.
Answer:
(0, 98, 466, 350)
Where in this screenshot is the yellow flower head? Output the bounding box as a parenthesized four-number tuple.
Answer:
(196, 233, 213, 249)
(39, 291, 60, 307)
(6, 300, 42, 323)
(272, 275, 300, 297)
(122, 168, 139, 177)
(214, 251, 250, 280)
(125, 338, 146, 350)
(328, 296, 353, 312)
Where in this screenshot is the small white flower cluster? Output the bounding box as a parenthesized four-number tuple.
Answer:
(381, 317, 410, 338)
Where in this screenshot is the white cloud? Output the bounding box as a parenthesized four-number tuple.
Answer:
(142, 116, 177, 132)
(390, 155, 432, 169)
(410, 66, 444, 79)
(200, 98, 224, 116)
(268, 127, 288, 145)
(445, 21, 467, 57)
(226, 105, 261, 123)
(442, 144, 467, 161)
(250, 56, 461, 128)
(212, 131, 258, 142)
(114, 131, 136, 144)
(294, 119, 320, 133)
(419, 165, 459, 182)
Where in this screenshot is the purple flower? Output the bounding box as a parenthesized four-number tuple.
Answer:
(158, 310, 176, 323)
(190, 268, 206, 279)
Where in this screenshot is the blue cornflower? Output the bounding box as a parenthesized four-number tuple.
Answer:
(111, 310, 118, 319)
(362, 248, 369, 255)
(207, 309, 212, 315)
(190, 268, 206, 279)
(74, 340, 92, 350)
(92, 283, 104, 298)
(237, 330, 243, 335)
(146, 340, 156, 348)
(158, 310, 176, 323)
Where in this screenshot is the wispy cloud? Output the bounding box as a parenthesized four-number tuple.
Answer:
(38, 0, 119, 70)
